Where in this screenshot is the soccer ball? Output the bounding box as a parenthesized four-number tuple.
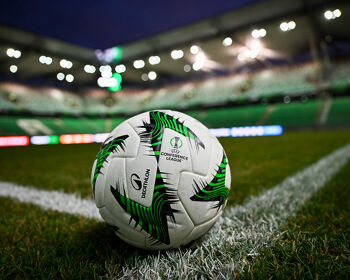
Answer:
(91, 110, 231, 250)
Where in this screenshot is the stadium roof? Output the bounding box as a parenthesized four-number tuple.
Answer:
(0, 0, 259, 49)
(0, 0, 349, 89)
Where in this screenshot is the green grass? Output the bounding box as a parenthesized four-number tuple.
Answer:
(1, 130, 350, 204)
(223, 129, 350, 205)
(0, 130, 350, 279)
(0, 197, 142, 279)
(242, 160, 350, 279)
(0, 144, 100, 198)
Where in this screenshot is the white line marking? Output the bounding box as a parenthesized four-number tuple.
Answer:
(116, 143, 350, 279)
(319, 97, 332, 125)
(0, 182, 102, 220)
(0, 143, 350, 279)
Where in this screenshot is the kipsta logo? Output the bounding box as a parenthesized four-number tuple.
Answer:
(130, 173, 142, 190)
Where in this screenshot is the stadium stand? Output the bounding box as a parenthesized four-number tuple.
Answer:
(188, 104, 266, 128)
(328, 60, 350, 92)
(1, 97, 348, 136)
(243, 62, 320, 100)
(0, 61, 329, 116)
(187, 74, 248, 107)
(1, 60, 349, 136)
(82, 90, 109, 115)
(144, 83, 195, 110)
(263, 100, 321, 128)
(0, 83, 83, 115)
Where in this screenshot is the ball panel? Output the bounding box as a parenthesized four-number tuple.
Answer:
(125, 153, 157, 208)
(126, 111, 151, 136)
(178, 171, 222, 225)
(108, 121, 140, 158)
(144, 200, 195, 250)
(178, 138, 230, 225)
(172, 111, 213, 177)
(99, 206, 146, 249)
(184, 210, 222, 244)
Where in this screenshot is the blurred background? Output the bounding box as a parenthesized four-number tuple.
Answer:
(0, 0, 349, 145)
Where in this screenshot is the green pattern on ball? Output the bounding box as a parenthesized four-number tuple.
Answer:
(191, 153, 229, 209)
(92, 135, 128, 195)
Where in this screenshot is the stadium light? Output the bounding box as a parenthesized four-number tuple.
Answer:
(288, 21, 296, 30)
(99, 65, 112, 73)
(39, 55, 52, 65)
(90, 65, 96, 74)
(14, 50, 21, 58)
(84, 65, 96, 74)
(251, 29, 266, 39)
(333, 9, 341, 18)
(46, 56, 52, 65)
(148, 71, 157, 80)
(238, 40, 262, 61)
(101, 66, 112, 78)
(57, 72, 65, 81)
(141, 73, 148, 81)
(133, 59, 145, 69)
(324, 9, 341, 20)
(324, 10, 333, 20)
(148, 56, 161, 65)
(222, 37, 232, 47)
(115, 64, 126, 73)
(98, 72, 122, 91)
(190, 45, 200, 54)
(66, 60, 73, 69)
(97, 77, 117, 87)
(7, 48, 21, 58)
(192, 52, 207, 71)
(66, 74, 74, 83)
(9, 65, 18, 73)
(6, 48, 15, 57)
(60, 59, 73, 69)
(184, 64, 191, 72)
(280, 21, 296, 32)
(171, 50, 184, 60)
(192, 61, 203, 71)
(280, 22, 288, 31)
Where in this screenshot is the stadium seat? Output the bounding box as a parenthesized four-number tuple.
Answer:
(264, 100, 321, 127)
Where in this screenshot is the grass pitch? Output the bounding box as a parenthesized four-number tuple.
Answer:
(243, 160, 350, 279)
(0, 130, 350, 279)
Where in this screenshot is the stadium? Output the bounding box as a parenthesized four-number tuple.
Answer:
(1, 0, 350, 278)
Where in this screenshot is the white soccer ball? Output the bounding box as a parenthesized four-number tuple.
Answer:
(91, 110, 231, 250)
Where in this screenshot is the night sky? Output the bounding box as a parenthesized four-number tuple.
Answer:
(1, 0, 260, 49)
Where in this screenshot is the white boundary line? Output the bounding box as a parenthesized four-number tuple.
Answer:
(0, 182, 101, 220)
(0, 143, 350, 279)
(117, 143, 350, 279)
